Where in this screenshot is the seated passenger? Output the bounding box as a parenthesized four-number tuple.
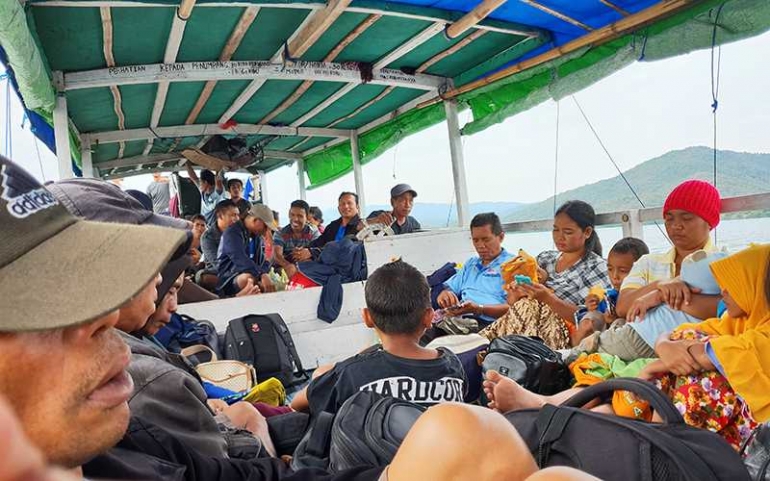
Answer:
(198, 199, 240, 290)
(573, 249, 727, 362)
(0, 155, 595, 481)
(485, 244, 770, 452)
(189, 213, 207, 270)
(227, 177, 251, 217)
(291, 260, 467, 415)
(306, 191, 361, 255)
(507, 201, 611, 345)
(436, 212, 514, 327)
(308, 205, 325, 234)
(366, 183, 421, 235)
(272, 200, 319, 278)
(617, 180, 724, 323)
(217, 204, 277, 297)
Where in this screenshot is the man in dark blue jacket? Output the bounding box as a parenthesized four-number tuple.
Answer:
(217, 204, 277, 296)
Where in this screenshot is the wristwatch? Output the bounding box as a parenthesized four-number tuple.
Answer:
(477, 304, 485, 316)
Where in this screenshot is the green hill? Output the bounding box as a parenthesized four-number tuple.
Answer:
(503, 147, 770, 222)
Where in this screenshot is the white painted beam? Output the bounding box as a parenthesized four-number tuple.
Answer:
(259, 170, 269, 205)
(296, 158, 307, 200)
(52, 88, 73, 180)
(63, 61, 445, 91)
(351, 132, 366, 214)
(80, 142, 94, 177)
(444, 100, 469, 227)
(84, 124, 351, 144)
(290, 84, 355, 127)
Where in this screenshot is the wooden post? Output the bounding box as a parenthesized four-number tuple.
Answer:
(52, 72, 73, 180)
(351, 132, 366, 214)
(297, 158, 307, 201)
(80, 140, 94, 178)
(444, 100, 470, 227)
(621, 209, 644, 240)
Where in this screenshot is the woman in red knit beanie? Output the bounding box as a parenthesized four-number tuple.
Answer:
(617, 179, 723, 323)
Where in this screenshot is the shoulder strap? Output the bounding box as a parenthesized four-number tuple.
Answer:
(306, 412, 335, 457)
(264, 314, 309, 382)
(180, 344, 218, 362)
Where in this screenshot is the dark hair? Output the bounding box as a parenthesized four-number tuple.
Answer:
(470, 212, 503, 236)
(214, 199, 237, 219)
(555, 200, 602, 257)
(309, 206, 324, 223)
(272, 210, 280, 222)
(227, 178, 243, 190)
(191, 214, 206, 224)
(339, 191, 359, 205)
(200, 169, 216, 185)
(365, 260, 430, 335)
(290, 199, 310, 215)
(610, 237, 649, 262)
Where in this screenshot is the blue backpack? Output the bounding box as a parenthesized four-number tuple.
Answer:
(155, 313, 221, 357)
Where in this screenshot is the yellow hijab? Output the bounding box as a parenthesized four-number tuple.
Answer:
(679, 244, 770, 421)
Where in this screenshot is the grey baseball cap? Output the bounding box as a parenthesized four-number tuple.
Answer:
(48, 178, 190, 230)
(249, 204, 278, 232)
(390, 184, 417, 198)
(0, 156, 186, 332)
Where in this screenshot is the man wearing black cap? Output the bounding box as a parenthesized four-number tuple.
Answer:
(367, 183, 421, 235)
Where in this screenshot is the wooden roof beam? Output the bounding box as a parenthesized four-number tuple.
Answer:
(519, 0, 593, 31)
(421, 0, 700, 106)
(63, 61, 445, 91)
(217, 0, 352, 126)
(99, 7, 128, 158)
(599, 0, 630, 17)
(145, 0, 198, 156)
(289, 21, 445, 128)
(83, 124, 352, 144)
(445, 0, 506, 39)
(259, 14, 382, 126)
(184, 6, 260, 126)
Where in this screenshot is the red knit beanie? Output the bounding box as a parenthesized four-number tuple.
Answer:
(663, 180, 721, 229)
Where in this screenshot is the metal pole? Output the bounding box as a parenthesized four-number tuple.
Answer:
(52, 74, 73, 179)
(297, 158, 307, 201)
(444, 100, 470, 227)
(621, 209, 644, 240)
(80, 141, 94, 178)
(351, 132, 366, 214)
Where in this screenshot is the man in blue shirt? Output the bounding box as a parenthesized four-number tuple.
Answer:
(437, 213, 513, 325)
(186, 163, 226, 224)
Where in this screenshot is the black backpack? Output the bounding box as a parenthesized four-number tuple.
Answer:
(482, 335, 571, 396)
(174, 174, 201, 217)
(292, 391, 425, 472)
(505, 378, 751, 481)
(223, 314, 308, 387)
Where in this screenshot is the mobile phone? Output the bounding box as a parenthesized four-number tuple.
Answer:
(514, 275, 532, 285)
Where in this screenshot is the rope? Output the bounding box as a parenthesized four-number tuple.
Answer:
(571, 95, 671, 244)
(553, 100, 560, 214)
(710, 3, 726, 244)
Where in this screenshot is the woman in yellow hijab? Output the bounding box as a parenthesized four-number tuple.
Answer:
(642, 243, 770, 449)
(483, 244, 770, 452)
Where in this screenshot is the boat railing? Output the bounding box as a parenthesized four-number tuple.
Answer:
(498, 192, 770, 240)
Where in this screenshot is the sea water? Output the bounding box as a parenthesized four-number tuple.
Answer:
(502, 217, 770, 255)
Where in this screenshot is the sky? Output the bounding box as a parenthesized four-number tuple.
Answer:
(3, 31, 769, 218)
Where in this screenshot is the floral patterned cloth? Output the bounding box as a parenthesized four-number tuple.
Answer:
(654, 329, 758, 451)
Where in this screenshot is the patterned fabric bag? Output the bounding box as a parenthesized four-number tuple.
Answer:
(479, 298, 571, 350)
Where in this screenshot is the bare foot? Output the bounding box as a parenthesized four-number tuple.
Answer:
(483, 370, 546, 413)
(236, 279, 261, 297)
(571, 318, 596, 347)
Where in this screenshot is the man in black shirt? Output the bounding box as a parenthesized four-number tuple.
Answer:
(366, 184, 421, 235)
(291, 260, 466, 414)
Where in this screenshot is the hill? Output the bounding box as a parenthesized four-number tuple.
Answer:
(504, 147, 770, 222)
(319, 201, 523, 228)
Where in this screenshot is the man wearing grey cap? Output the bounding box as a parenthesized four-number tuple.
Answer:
(217, 203, 278, 296)
(367, 183, 422, 235)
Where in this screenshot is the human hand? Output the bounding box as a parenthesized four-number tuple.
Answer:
(655, 339, 701, 376)
(504, 283, 526, 305)
(626, 290, 663, 322)
(637, 360, 669, 380)
(517, 283, 552, 303)
(585, 294, 601, 312)
(284, 263, 298, 279)
(446, 301, 479, 316)
(657, 278, 700, 311)
(260, 274, 276, 293)
(374, 212, 395, 226)
(190, 248, 201, 265)
(437, 290, 460, 309)
(536, 266, 548, 283)
(293, 248, 312, 262)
